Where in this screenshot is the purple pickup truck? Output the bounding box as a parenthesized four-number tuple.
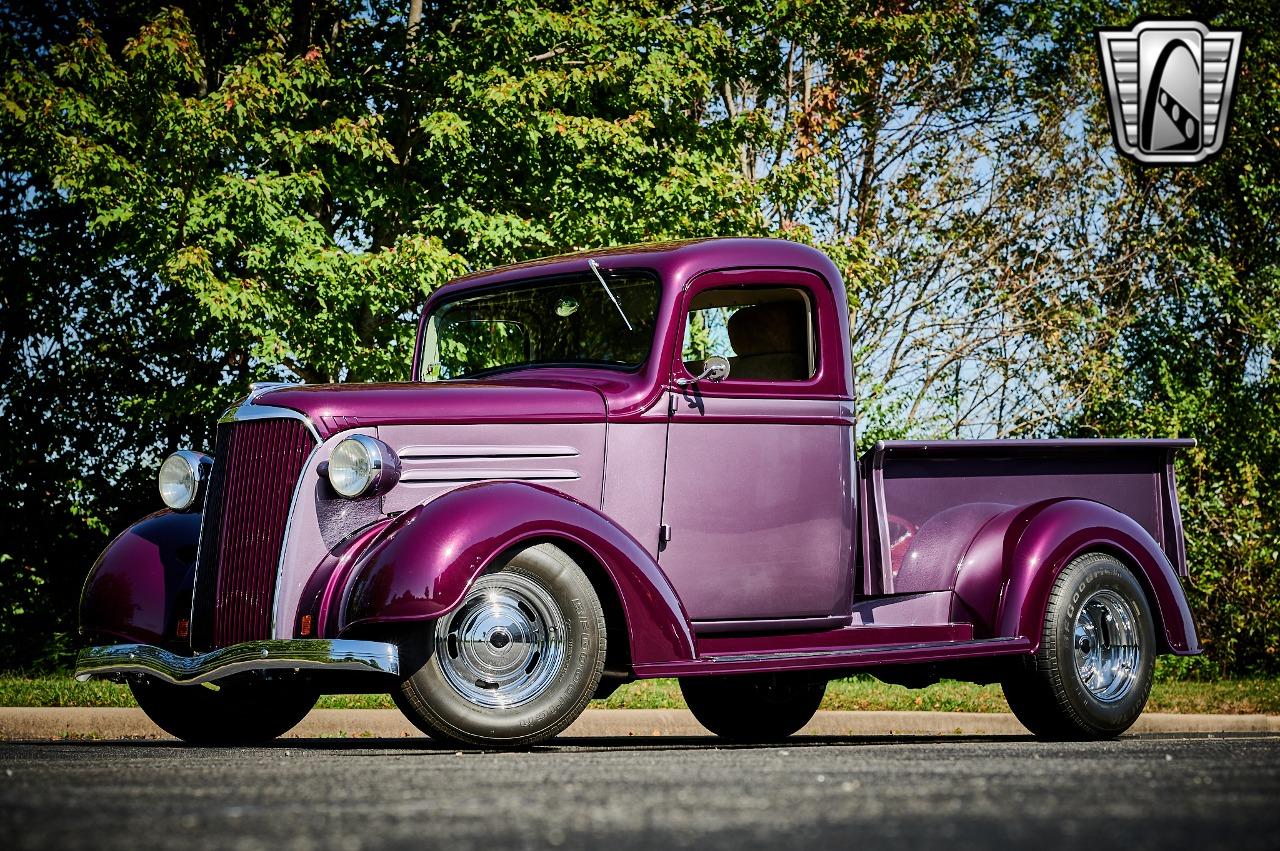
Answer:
(76, 238, 1200, 747)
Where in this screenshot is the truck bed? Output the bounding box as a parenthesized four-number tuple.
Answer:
(859, 439, 1193, 598)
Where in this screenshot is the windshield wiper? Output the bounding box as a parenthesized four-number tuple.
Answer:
(587, 258, 634, 331)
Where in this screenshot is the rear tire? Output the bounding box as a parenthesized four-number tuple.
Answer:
(680, 673, 825, 742)
(130, 677, 317, 745)
(1002, 552, 1156, 740)
(394, 543, 606, 748)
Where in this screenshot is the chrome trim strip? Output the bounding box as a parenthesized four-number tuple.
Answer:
(187, 467, 218, 644)
(399, 468, 580, 484)
(269, 440, 324, 638)
(703, 636, 1028, 664)
(220, 401, 322, 442)
(398, 444, 580, 459)
(74, 639, 399, 685)
(691, 615, 850, 635)
(247, 381, 295, 401)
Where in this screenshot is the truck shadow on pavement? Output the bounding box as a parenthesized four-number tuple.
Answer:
(13, 731, 1263, 754)
(18, 733, 1040, 753)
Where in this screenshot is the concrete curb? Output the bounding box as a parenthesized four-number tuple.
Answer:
(3, 707, 1277, 741)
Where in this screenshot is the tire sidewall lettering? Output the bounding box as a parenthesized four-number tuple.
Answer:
(1052, 556, 1154, 732)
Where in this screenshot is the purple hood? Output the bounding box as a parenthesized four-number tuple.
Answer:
(255, 381, 606, 438)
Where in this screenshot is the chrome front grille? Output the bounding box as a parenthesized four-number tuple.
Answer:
(191, 418, 315, 649)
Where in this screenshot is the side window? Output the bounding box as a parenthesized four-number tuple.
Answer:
(681, 287, 816, 381)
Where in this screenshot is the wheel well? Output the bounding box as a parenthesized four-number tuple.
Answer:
(545, 538, 634, 679)
(344, 535, 636, 678)
(1071, 544, 1173, 655)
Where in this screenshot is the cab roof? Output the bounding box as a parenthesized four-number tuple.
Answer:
(432, 237, 843, 302)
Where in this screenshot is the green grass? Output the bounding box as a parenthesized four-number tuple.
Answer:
(594, 676, 1280, 714)
(6, 674, 1278, 714)
(0, 676, 136, 708)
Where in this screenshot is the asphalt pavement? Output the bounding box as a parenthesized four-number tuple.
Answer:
(6, 706, 1277, 739)
(2, 733, 1277, 851)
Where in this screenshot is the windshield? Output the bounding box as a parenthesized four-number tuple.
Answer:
(420, 270, 661, 380)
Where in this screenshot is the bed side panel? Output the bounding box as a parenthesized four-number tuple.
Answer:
(865, 445, 1177, 595)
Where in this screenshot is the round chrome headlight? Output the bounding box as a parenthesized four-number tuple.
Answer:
(158, 450, 212, 512)
(327, 435, 398, 498)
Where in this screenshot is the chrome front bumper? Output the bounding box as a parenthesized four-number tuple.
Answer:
(74, 639, 400, 685)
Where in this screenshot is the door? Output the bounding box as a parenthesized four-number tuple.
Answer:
(657, 269, 856, 623)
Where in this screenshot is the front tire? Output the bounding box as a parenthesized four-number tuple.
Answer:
(1002, 552, 1156, 740)
(394, 543, 606, 748)
(130, 677, 317, 745)
(680, 674, 826, 742)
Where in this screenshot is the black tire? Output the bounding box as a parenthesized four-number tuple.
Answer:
(394, 543, 606, 748)
(1002, 552, 1156, 740)
(680, 673, 826, 742)
(130, 677, 317, 745)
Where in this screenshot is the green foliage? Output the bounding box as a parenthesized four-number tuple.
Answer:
(1068, 0, 1280, 676)
(0, 1, 757, 669)
(5, 7, 464, 383)
(681, 309, 713, 364)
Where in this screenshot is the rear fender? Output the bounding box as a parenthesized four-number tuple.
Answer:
(79, 510, 202, 647)
(959, 498, 1199, 654)
(338, 481, 696, 667)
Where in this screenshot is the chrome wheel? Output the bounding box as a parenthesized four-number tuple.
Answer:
(1073, 588, 1142, 703)
(434, 572, 567, 709)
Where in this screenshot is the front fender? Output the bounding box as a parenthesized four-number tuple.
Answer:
(80, 510, 201, 647)
(985, 498, 1199, 654)
(338, 481, 696, 667)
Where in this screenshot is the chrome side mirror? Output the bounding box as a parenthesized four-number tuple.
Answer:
(675, 355, 731, 386)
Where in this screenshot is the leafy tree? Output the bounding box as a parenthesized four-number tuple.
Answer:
(1068, 0, 1280, 676)
(0, 1, 756, 668)
(706, 1, 1169, 443)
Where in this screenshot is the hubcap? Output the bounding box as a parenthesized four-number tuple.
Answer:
(434, 572, 567, 708)
(1073, 588, 1142, 703)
